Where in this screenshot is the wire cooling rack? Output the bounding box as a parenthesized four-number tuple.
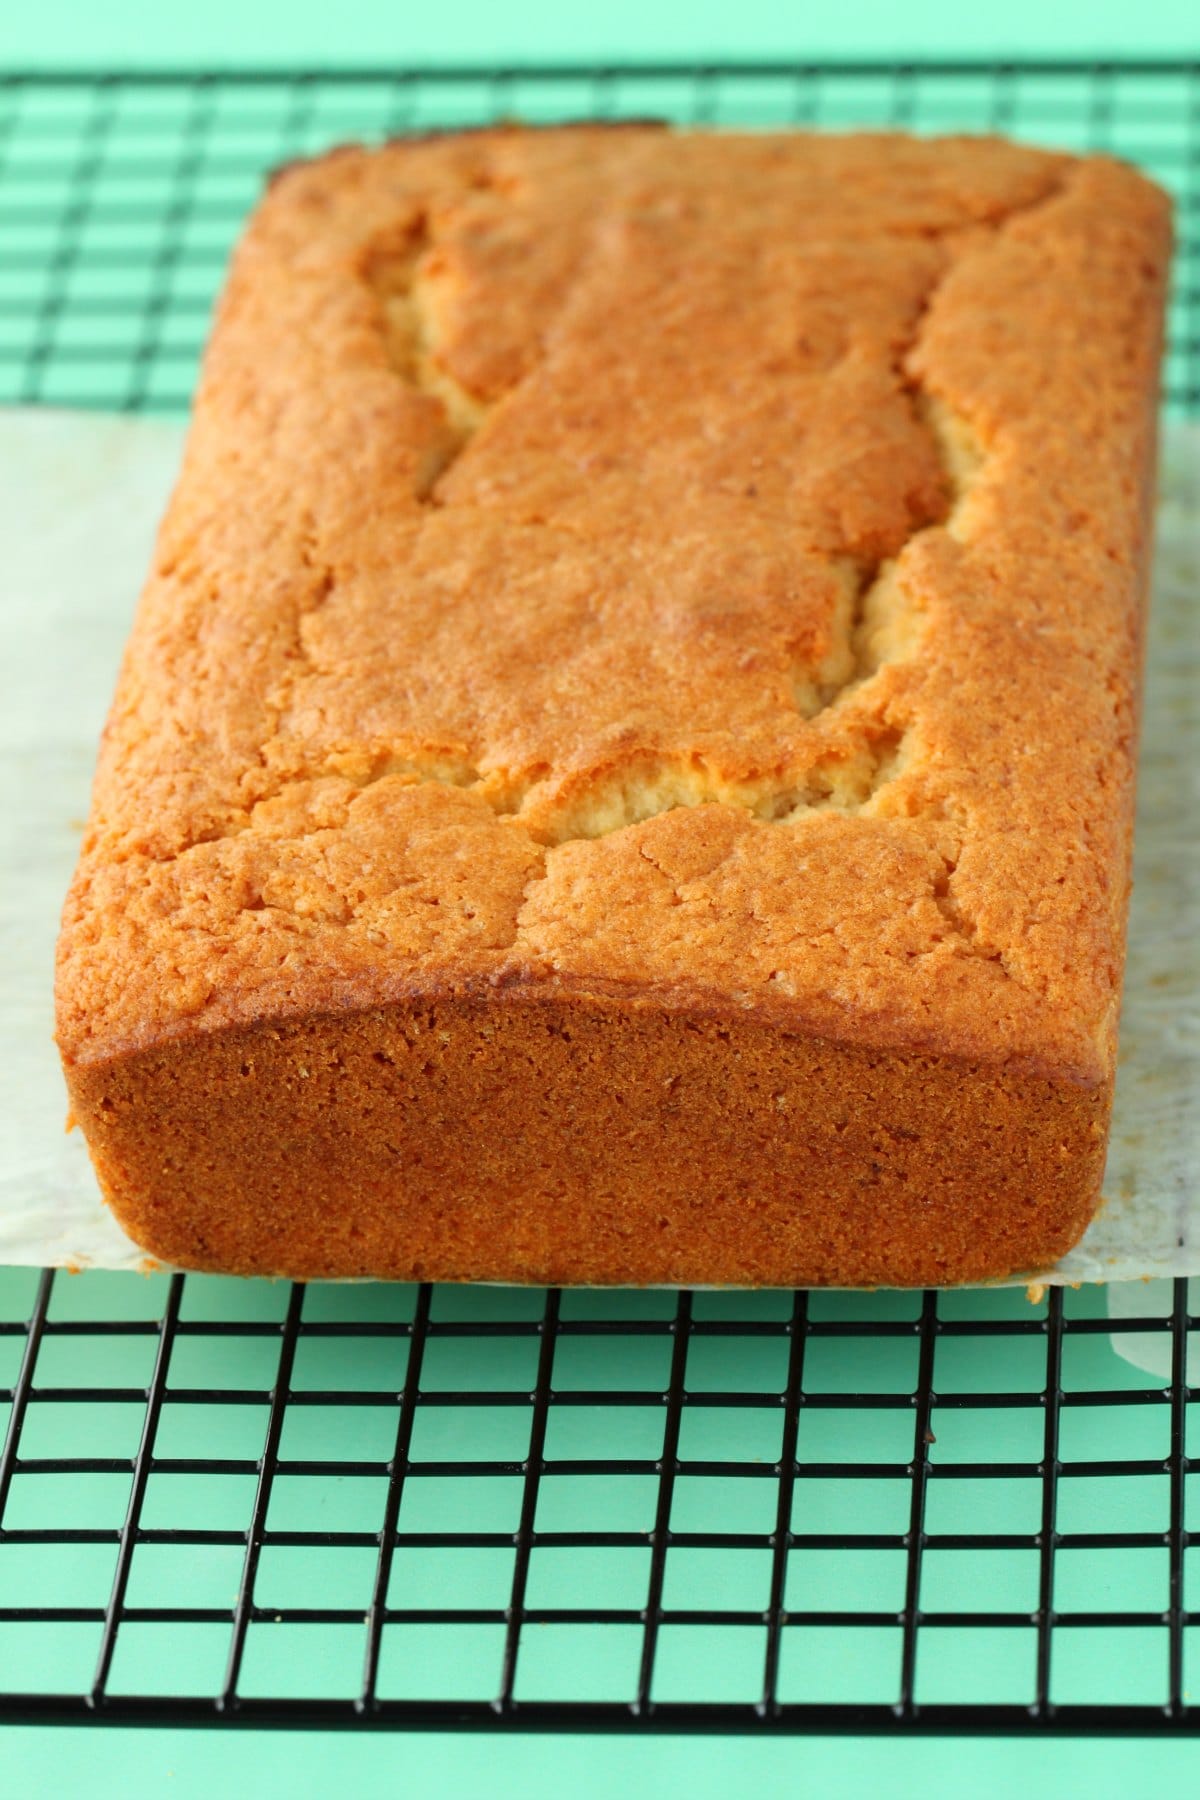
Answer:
(0, 62, 1197, 1735)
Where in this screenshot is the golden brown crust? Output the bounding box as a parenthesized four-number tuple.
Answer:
(55, 127, 1171, 1283)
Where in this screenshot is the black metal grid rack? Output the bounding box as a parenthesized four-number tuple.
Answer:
(1, 1268, 1197, 1733)
(0, 62, 1197, 1735)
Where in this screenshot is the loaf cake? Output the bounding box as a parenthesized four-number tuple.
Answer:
(55, 126, 1171, 1286)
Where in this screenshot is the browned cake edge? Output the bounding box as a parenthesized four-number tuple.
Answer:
(66, 984, 1109, 1286)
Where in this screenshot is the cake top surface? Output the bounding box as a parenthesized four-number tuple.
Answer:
(56, 126, 1171, 1078)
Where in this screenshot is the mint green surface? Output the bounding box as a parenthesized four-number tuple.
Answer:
(5, 0, 1200, 66)
(6, 4, 1200, 1790)
(4, 1728, 1200, 1799)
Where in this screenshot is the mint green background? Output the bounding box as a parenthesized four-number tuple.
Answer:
(6, 1, 1200, 1790)
(4, 0, 1200, 65)
(5, 1729, 1200, 1797)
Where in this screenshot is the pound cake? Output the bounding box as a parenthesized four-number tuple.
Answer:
(55, 126, 1171, 1286)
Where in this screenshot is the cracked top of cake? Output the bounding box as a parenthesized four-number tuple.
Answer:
(56, 127, 1171, 1079)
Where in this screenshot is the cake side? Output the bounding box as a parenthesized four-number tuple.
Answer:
(54, 128, 1171, 1282)
(63, 992, 1109, 1286)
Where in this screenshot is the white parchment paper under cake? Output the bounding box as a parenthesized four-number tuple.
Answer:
(0, 408, 1196, 1285)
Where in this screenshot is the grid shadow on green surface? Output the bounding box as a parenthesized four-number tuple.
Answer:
(0, 1265, 1196, 1731)
(1, 61, 1198, 1734)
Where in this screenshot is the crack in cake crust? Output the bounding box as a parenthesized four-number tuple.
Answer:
(367, 218, 489, 495)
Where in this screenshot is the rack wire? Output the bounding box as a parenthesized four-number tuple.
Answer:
(0, 62, 1197, 1734)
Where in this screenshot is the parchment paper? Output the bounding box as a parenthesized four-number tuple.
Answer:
(1, 409, 1196, 1288)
